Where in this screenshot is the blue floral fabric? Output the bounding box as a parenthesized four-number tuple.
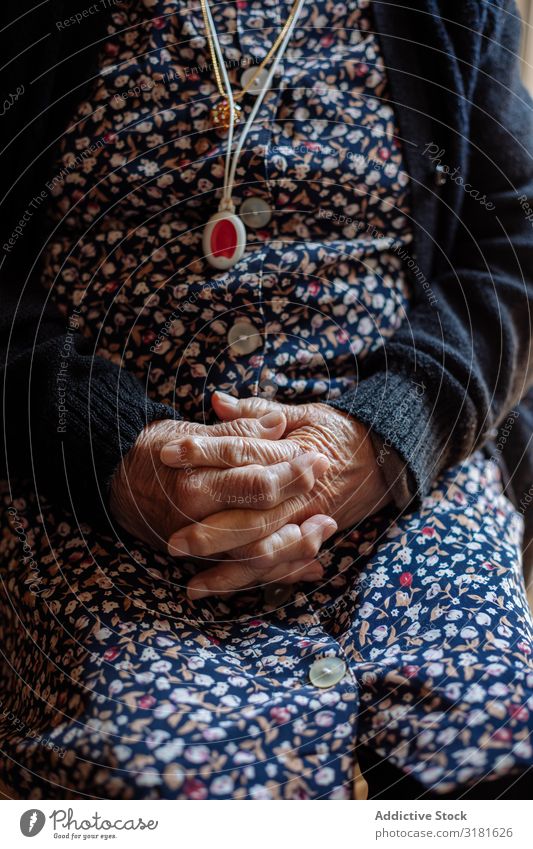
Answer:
(0, 0, 532, 799)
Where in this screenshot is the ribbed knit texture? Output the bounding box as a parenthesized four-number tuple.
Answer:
(2, 301, 180, 519)
(330, 372, 437, 504)
(323, 0, 533, 510)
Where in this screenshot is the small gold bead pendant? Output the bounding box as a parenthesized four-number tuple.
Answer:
(211, 99, 242, 130)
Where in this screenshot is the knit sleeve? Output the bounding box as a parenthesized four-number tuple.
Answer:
(1, 267, 180, 523)
(327, 1, 533, 504)
(0, 2, 176, 522)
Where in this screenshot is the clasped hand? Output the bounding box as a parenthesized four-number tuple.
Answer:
(110, 393, 390, 599)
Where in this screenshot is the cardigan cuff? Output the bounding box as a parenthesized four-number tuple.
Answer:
(46, 361, 181, 520)
(326, 370, 448, 504)
(369, 431, 416, 512)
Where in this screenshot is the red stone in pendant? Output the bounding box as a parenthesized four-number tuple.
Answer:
(211, 217, 238, 258)
(203, 211, 246, 270)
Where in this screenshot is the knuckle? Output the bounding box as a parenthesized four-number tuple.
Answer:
(186, 526, 210, 555)
(232, 437, 254, 465)
(247, 398, 271, 416)
(250, 537, 277, 566)
(290, 493, 312, 519)
(208, 437, 248, 468)
(253, 397, 269, 410)
(297, 465, 316, 493)
(242, 466, 277, 504)
(256, 510, 273, 539)
(257, 468, 279, 503)
(276, 525, 300, 555)
(181, 422, 203, 437)
(229, 419, 256, 438)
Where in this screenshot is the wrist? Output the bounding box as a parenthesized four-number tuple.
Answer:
(109, 418, 184, 548)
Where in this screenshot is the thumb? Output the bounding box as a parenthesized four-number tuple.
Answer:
(212, 392, 307, 429)
(208, 409, 287, 440)
(212, 392, 278, 422)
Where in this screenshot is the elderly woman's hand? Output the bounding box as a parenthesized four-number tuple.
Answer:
(161, 393, 392, 598)
(109, 411, 331, 553)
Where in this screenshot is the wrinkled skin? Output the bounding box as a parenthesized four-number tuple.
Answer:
(159, 394, 391, 598)
(110, 393, 389, 599)
(110, 410, 331, 555)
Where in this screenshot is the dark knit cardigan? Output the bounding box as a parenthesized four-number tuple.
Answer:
(1, 1, 533, 547)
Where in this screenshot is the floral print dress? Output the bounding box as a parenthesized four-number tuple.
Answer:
(0, 0, 532, 800)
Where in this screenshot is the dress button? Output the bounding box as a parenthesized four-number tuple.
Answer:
(264, 584, 293, 607)
(227, 320, 262, 355)
(240, 196, 272, 229)
(240, 65, 269, 96)
(309, 657, 347, 689)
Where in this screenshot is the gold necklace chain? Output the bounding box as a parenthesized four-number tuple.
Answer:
(200, 0, 302, 103)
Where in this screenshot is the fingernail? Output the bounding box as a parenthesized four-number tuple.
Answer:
(187, 581, 210, 600)
(260, 410, 283, 429)
(160, 444, 181, 465)
(323, 517, 337, 533)
(167, 537, 190, 557)
(305, 515, 337, 537)
(214, 391, 238, 406)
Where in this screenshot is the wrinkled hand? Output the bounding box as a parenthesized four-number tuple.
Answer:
(109, 411, 330, 552)
(160, 393, 391, 597)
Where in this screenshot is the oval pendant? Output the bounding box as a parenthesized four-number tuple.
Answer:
(203, 210, 246, 270)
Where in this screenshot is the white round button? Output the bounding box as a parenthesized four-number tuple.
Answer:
(227, 320, 262, 355)
(309, 657, 347, 689)
(240, 197, 272, 229)
(240, 65, 269, 96)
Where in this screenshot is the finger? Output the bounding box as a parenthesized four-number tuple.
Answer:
(168, 506, 290, 559)
(168, 480, 322, 560)
(212, 392, 307, 428)
(189, 560, 325, 601)
(160, 434, 306, 469)
(187, 515, 336, 598)
(160, 411, 288, 466)
(211, 392, 276, 420)
(184, 453, 330, 511)
(225, 515, 337, 567)
(208, 409, 287, 439)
